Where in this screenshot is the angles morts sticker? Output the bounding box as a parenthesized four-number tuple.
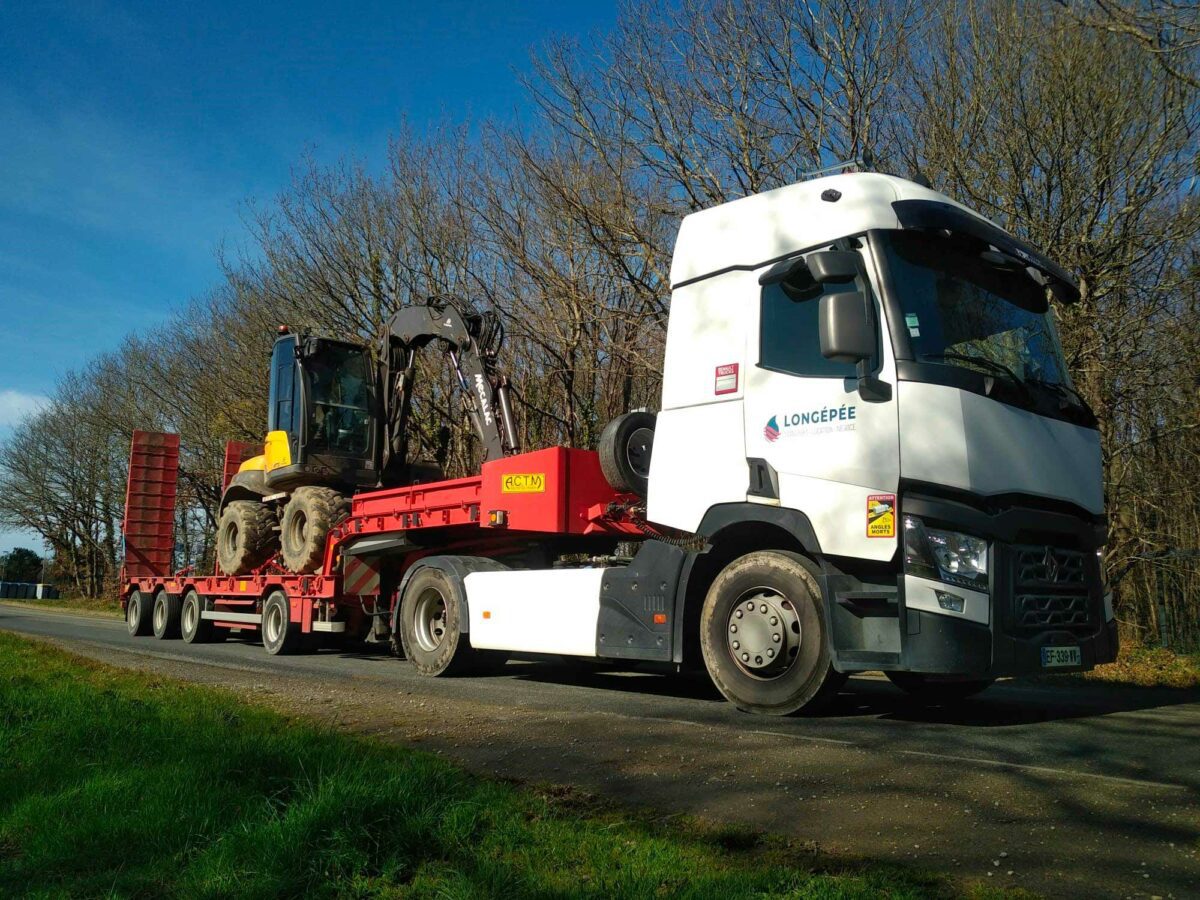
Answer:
(866, 494, 896, 538)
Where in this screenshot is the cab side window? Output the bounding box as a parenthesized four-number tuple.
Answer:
(759, 280, 861, 378)
(269, 339, 296, 434)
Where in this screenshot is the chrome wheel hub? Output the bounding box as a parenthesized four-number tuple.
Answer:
(727, 589, 801, 678)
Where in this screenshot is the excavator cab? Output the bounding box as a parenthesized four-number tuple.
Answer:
(263, 329, 379, 493)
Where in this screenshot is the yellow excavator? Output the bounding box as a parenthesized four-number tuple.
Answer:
(216, 301, 519, 575)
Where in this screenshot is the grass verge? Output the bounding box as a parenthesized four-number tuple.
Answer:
(1078, 642, 1200, 689)
(0, 632, 978, 899)
(0, 595, 122, 618)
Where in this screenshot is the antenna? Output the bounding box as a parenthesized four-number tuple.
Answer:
(799, 148, 875, 181)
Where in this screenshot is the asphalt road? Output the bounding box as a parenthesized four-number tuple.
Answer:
(2, 603, 1196, 898)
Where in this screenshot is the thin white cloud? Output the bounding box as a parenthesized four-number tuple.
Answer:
(0, 90, 243, 262)
(0, 389, 47, 429)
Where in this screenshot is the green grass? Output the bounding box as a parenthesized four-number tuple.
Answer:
(0, 595, 122, 618)
(1080, 642, 1200, 689)
(0, 633, 959, 899)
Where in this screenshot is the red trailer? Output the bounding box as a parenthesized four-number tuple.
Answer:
(121, 430, 652, 663)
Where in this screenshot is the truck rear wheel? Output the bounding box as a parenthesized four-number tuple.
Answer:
(700, 550, 842, 716)
(217, 500, 277, 575)
(262, 590, 307, 655)
(398, 566, 477, 676)
(152, 589, 182, 639)
(279, 487, 351, 574)
(126, 589, 154, 637)
(886, 672, 993, 703)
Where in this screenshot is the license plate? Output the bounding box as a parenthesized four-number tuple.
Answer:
(1041, 646, 1082, 668)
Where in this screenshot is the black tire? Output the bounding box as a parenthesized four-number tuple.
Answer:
(398, 566, 476, 676)
(261, 590, 306, 655)
(279, 487, 351, 574)
(217, 500, 278, 575)
(181, 590, 228, 644)
(700, 550, 842, 716)
(886, 672, 993, 703)
(152, 589, 183, 639)
(126, 589, 154, 637)
(598, 411, 656, 496)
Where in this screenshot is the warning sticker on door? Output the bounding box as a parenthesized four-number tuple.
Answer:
(866, 494, 896, 538)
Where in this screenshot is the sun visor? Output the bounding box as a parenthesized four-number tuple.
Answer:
(892, 199, 1080, 304)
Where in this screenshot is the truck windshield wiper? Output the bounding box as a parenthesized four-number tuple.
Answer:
(1025, 377, 1095, 420)
(921, 351, 1032, 398)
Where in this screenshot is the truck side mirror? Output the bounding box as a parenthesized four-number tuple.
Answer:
(819, 292, 874, 363)
(805, 250, 860, 284)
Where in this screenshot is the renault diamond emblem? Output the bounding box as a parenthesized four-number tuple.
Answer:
(1043, 548, 1061, 582)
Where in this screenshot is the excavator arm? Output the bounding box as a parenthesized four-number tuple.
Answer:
(377, 301, 518, 484)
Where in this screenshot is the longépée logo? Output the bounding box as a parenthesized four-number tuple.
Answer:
(763, 416, 781, 443)
(763, 405, 857, 441)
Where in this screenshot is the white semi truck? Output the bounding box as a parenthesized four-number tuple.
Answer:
(123, 172, 1116, 716)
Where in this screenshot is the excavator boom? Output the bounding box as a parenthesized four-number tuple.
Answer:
(378, 301, 518, 484)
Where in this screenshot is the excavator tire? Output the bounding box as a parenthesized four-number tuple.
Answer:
(279, 486, 351, 574)
(216, 500, 278, 575)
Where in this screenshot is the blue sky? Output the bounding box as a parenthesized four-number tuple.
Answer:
(0, 0, 616, 553)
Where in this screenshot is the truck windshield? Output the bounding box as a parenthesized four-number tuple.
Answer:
(879, 230, 1071, 387)
(307, 344, 371, 455)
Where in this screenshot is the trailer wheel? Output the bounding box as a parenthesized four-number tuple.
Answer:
(152, 589, 183, 639)
(886, 672, 993, 703)
(126, 589, 154, 637)
(217, 500, 277, 575)
(279, 487, 351, 574)
(181, 590, 227, 644)
(398, 566, 476, 676)
(598, 411, 656, 496)
(261, 590, 308, 655)
(700, 550, 842, 716)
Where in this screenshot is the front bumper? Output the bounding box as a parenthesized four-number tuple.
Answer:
(825, 488, 1118, 679)
(899, 490, 1116, 678)
(899, 606, 1118, 678)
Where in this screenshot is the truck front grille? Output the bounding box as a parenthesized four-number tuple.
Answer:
(1015, 593, 1090, 630)
(1010, 545, 1094, 637)
(1014, 545, 1086, 588)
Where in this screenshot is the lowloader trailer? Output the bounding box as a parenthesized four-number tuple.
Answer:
(122, 172, 1117, 715)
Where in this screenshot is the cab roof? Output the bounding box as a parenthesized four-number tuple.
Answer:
(669, 173, 992, 288)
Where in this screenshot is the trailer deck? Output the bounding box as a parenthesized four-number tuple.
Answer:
(121, 431, 646, 640)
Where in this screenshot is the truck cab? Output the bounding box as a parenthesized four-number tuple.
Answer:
(647, 173, 1115, 702)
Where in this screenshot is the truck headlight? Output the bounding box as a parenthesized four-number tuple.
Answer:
(903, 515, 989, 591)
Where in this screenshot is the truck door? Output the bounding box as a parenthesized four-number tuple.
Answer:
(741, 246, 900, 561)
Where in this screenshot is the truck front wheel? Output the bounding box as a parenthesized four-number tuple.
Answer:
(700, 550, 842, 716)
